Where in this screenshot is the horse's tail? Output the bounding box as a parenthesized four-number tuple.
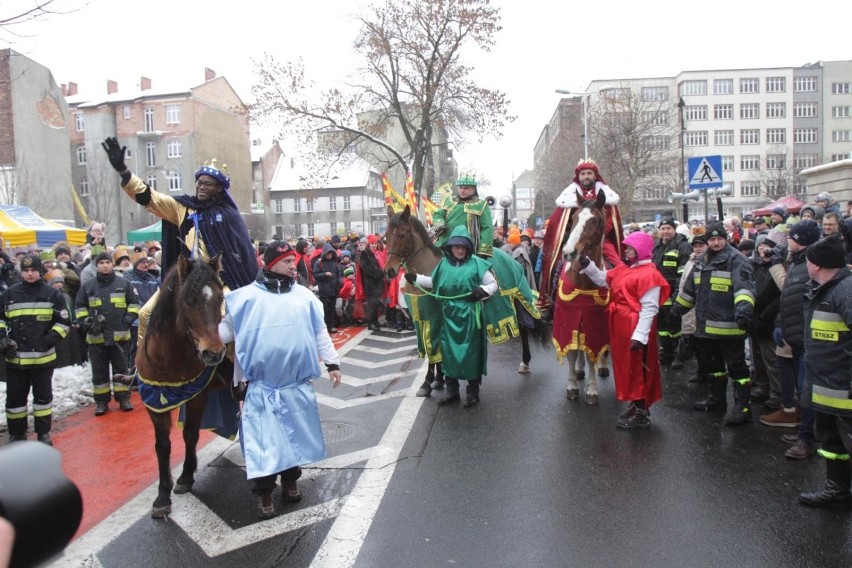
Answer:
(531, 317, 552, 350)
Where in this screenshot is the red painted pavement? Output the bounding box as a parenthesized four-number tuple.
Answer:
(50, 326, 364, 540)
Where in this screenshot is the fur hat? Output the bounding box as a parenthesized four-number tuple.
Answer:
(788, 220, 821, 247)
(806, 235, 846, 269)
(20, 254, 44, 274)
(263, 240, 297, 270)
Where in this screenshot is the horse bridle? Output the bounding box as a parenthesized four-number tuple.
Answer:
(385, 226, 431, 269)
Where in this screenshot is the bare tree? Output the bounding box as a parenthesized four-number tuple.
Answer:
(243, 212, 271, 243)
(749, 145, 796, 200)
(0, 1, 84, 42)
(586, 88, 679, 220)
(0, 153, 49, 213)
(82, 149, 122, 241)
(250, 0, 513, 207)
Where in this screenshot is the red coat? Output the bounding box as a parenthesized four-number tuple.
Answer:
(338, 278, 355, 300)
(606, 263, 670, 406)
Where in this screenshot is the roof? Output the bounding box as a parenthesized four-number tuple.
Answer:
(269, 153, 378, 192)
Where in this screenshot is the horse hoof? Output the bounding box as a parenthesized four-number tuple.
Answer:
(575, 371, 586, 381)
(598, 368, 609, 378)
(566, 389, 579, 400)
(151, 505, 171, 518)
(586, 394, 599, 405)
(174, 482, 193, 494)
(415, 387, 431, 398)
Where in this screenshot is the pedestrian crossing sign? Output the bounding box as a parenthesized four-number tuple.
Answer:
(688, 155, 724, 189)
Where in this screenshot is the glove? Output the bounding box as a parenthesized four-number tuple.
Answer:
(404, 272, 417, 284)
(87, 314, 106, 335)
(101, 137, 127, 172)
(578, 255, 591, 269)
(432, 225, 447, 239)
(772, 327, 785, 347)
(0, 337, 18, 358)
(770, 246, 786, 266)
(669, 303, 685, 318)
(630, 339, 644, 351)
(736, 315, 751, 331)
(467, 287, 490, 302)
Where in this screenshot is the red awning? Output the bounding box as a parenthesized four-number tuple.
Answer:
(750, 195, 805, 216)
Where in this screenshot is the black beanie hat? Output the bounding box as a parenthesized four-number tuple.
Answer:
(263, 240, 296, 270)
(788, 220, 821, 247)
(805, 236, 847, 269)
(94, 252, 113, 265)
(20, 254, 44, 275)
(659, 217, 677, 230)
(705, 222, 726, 239)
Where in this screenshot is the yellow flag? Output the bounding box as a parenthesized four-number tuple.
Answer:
(71, 184, 90, 226)
(382, 173, 407, 213)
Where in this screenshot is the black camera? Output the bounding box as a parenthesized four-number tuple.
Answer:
(0, 442, 82, 567)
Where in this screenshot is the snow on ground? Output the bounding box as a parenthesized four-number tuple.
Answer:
(0, 364, 95, 432)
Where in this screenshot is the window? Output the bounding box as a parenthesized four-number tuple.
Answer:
(766, 181, 786, 195)
(722, 155, 734, 171)
(830, 153, 851, 161)
(740, 129, 760, 144)
(714, 104, 733, 120)
(643, 111, 668, 125)
(741, 155, 760, 170)
(740, 78, 759, 93)
(645, 188, 665, 200)
(165, 105, 181, 124)
(714, 130, 733, 145)
(343, 195, 351, 210)
(766, 154, 786, 169)
(794, 154, 818, 169)
(766, 77, 786, 93)
(79, 179, 89, 197)
(684, 131, 708, 146)
(741, 182, 760, 197)
(794, 128, 818, 143)
(75, 114, 84, 131)
(145, 142, 156, 167)
(794, 77, 817, 92)
(123, 105, 131, 119)
(293, 198, 301, 212)
(166, 139, 181, 158)
(641, 86, 668, 101)
(740, 103, 759, 119)
(832, 83, 851, 95)
(681, 81, 707, 96)
(274, 199, 283, 214)
(832, 130, 852, 142)
(307, 223, 315, 238)
(146, 175, 157, 190)
(344, 222, 352, 234)
(329, 196, 337, 211)
(714, 79, 733, 95)
(794, 103, 818, 118)
(306, 198, 314, 212)
(685, 106, 707, 121)
(766, 128, 786, 144)
(76, 144, 87, 165)
(832, 106, 851, 118)
(644, 135, 669, 150)
(144, 107, 154, 132)
(330, 222, 339, 235)
(168, 173, 182, 192)
(766, 103, 785, 118)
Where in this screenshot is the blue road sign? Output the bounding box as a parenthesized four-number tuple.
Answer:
(688, 155, 724, 189)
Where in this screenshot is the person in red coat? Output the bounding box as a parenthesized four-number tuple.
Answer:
(579, 231, 670, 429)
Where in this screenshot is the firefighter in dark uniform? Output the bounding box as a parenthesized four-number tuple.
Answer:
(798, 236, 852, 508)
(672, 221, 756, 425)
(652, 217, 693, 368)
(75, 251, 141, 416)
(0, 254, 70, 445)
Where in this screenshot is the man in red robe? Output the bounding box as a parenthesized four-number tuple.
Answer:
(579, 231, 670, 428)
(539, 159, 623, 307)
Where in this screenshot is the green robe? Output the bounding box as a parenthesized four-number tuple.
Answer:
(432, 196, 494, 257)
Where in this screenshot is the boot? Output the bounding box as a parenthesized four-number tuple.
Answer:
(415, 380, 432, 397)
(431, 365, 445, 390)
(437, 378, 460, 405)
(723, 380, 752, 425)
(119, 399, 135, 411)
(94, 401, 109, 416)
(799, 459, 852, 509)
(463, 379, 481, 408)
(670, 339, 685, 370)
(658, 336, 674, 366)
(37, 433, 53, 446)
(9, 432, 27, 443)
(693, 377, 726, 411)
(681, 335, 694, 360)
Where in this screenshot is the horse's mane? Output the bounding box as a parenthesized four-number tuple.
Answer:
(147, 258, 220, 337)
(388, 211, 441, 256)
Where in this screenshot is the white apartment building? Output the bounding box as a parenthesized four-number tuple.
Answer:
(581, 60, 852, 219)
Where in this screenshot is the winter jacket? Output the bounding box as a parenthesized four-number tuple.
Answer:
(357, 249, 386, 299)
(751, 256, 781, 339)
(125, 268, 160, 308)
(803, 269, 852, 417)
(74, 271, 141, 345)
(0, 280, 70, 368)
(312, 244, 343, 298)
(652, 234, 692, 301)
(776, 248, 809, 351)
(674, 244, 755, 338)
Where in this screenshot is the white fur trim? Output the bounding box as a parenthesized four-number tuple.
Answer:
(555, 182, 620, 209)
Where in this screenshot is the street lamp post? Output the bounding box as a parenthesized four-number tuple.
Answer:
(499, 195, 513, 237)
(677, 96, 687, 222)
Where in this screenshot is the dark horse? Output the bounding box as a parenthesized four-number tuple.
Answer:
(134, 254, 233, 518)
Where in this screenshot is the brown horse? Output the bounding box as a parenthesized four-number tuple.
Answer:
(134, 254, 233, 518)
(552, 189, 610, 404)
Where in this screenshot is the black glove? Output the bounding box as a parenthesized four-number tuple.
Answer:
(770, 246, 786, 266)
(101, 137, 127, 172)
(86, 314, 106, 335)
(630, 339, 644, 351)
(669, 303, 685, 318)
(0, 337, 18, 358)
(578, 255, 591, 269)
(736, 315, 751, 331)
(432, 225, 447, 239)
(404, 272, 417, 284)
(468, 287, 490, 302)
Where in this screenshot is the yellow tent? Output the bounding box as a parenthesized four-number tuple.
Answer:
(0, 205, 87, 248)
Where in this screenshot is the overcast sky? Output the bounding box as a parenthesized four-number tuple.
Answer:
(4, 0, 850, 197)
